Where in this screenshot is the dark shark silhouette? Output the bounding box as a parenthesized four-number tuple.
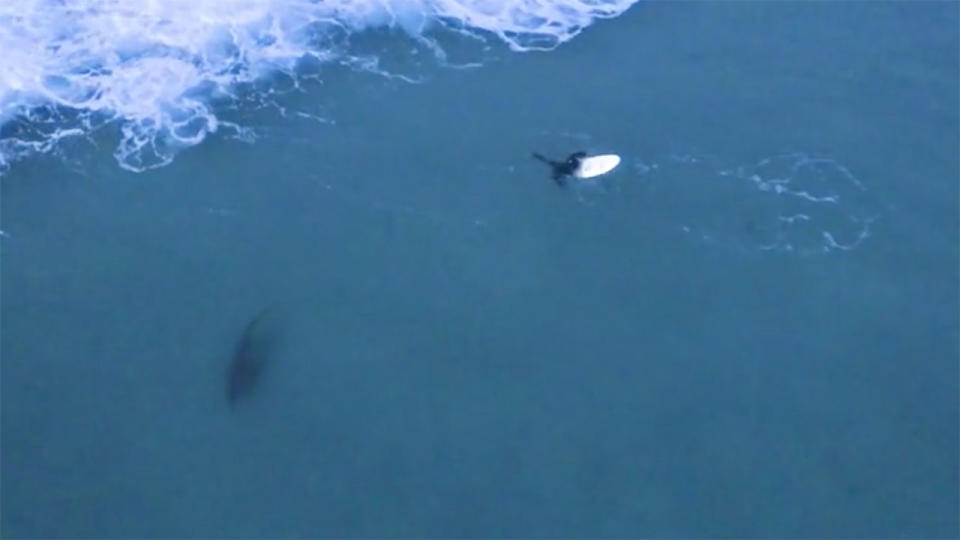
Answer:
(226, 309, 274, 408)
(532, 151, 587, 187)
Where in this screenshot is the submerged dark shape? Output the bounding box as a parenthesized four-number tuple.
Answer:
(226, 309, 273, 408)
(532, 151, 587, 187)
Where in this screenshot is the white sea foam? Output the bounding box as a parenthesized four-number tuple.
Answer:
(603, 148, 879, 256)
(0, 0, 637, 173)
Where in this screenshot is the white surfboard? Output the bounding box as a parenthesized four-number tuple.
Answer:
(574, 154, 621, 179)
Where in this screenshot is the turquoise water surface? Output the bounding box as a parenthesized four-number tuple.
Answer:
(1, 1, 958, 537)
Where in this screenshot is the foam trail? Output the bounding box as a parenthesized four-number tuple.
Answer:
(0, 0, 638, 174)
(621, 150, 879, 256)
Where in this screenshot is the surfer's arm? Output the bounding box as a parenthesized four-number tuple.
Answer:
(533, 152, 566, 187)
(531, 152, 553, 165)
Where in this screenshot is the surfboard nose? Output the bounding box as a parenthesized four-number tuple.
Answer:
(574, 154, 621, 179)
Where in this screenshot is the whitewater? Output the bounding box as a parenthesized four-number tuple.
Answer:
(0, 0, 638, 174)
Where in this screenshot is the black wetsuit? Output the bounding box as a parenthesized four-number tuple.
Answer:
(532, 151, 586, 187)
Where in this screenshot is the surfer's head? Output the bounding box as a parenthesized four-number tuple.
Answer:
(567, 151, 587, 166)
(559, 151, 583, 174)
(532, 151, 592, 186)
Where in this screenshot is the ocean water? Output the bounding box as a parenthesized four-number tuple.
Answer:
(1, 0, 958, 537)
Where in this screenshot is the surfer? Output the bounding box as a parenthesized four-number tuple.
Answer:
(532, 151, 587, 187)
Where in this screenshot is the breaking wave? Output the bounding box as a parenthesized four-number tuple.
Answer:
(0, 0, 638, 174)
